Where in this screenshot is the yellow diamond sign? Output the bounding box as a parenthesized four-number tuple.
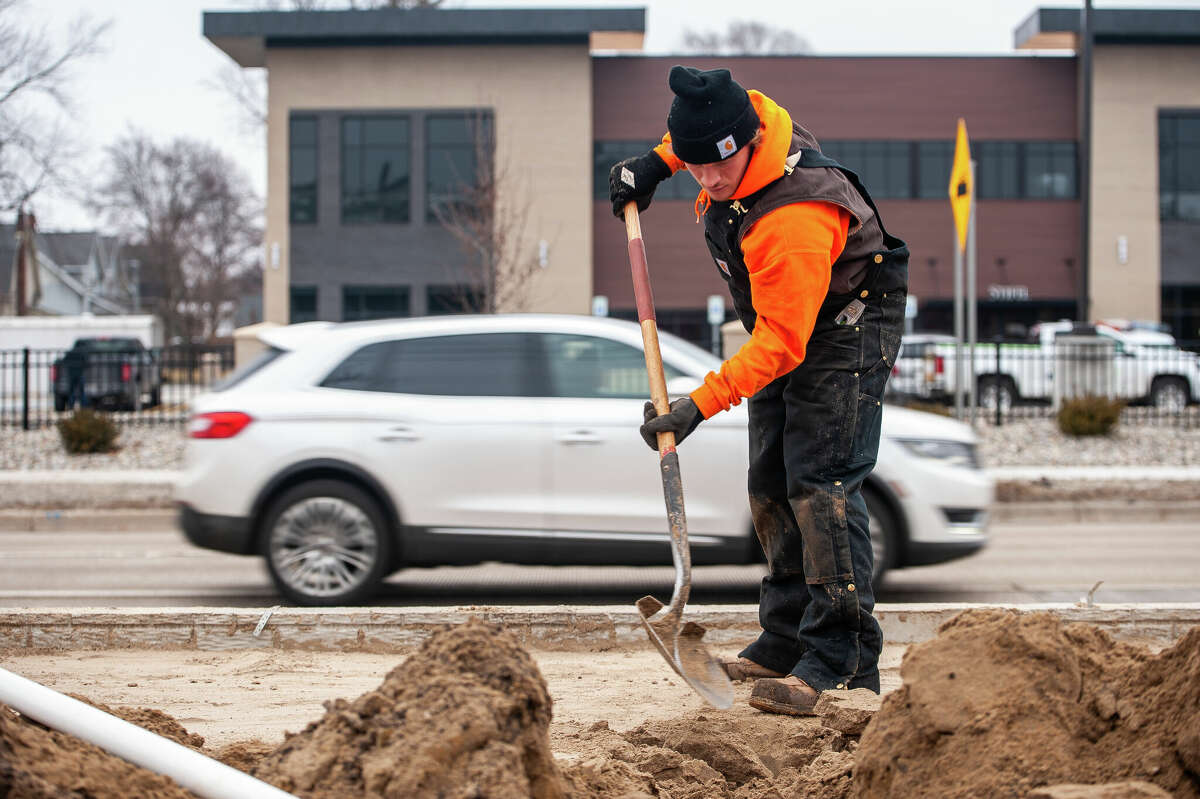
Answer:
(949, 118, 972, 251)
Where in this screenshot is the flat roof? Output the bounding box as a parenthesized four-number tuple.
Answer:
(1015, 7, 1200, 50)
(203, 7, 646, 67)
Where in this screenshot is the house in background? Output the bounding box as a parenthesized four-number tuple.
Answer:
(1, 224, 139, 316)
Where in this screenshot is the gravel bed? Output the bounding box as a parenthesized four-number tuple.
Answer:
(3, 415, 1200, 471)
(0, 425, 186, 471)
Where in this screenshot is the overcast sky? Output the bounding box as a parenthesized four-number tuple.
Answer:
(28, 0, 1200, 230)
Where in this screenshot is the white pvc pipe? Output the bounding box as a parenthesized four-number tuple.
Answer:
(0, 666, 297, 799)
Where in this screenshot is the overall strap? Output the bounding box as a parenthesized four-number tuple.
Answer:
(795, 149, 903, 249)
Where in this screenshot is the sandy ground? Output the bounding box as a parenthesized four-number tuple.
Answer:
(0, 643, 906, 752)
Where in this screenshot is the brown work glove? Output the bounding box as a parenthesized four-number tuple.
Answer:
(640, 397, 703, 450)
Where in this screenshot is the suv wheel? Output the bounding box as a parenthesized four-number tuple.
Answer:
(864, 486, 897, 586)
(1150, 377, 1188, 412)
(261, 479, 391, 606)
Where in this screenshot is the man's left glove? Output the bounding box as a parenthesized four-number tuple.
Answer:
(640, 397, 703, 450)
(609, 150, 673, 218)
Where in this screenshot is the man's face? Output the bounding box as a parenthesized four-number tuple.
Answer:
(682, 145, 752, 202)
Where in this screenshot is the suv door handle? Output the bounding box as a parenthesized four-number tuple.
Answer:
(377, 425, 420, 443)
(557, 430, 602, 445)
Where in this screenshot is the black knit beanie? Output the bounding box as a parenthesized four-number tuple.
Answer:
(666, 66, 760, 165)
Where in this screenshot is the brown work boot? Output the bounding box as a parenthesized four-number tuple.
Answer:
(721, 657, 785, 682)
(748, 676, 820, 716)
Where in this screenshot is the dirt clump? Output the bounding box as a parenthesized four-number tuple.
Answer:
(0, 703, 199, 799)
(854, 608, 1200, 798)
(250, 616, 565, 798)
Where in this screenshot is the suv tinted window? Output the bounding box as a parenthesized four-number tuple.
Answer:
(543, 333, 685, 399)
(321, 333, 543, 396)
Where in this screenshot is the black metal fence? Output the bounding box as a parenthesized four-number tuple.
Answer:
(0, 345, 235, 429)
(886, 335, 1200, 428)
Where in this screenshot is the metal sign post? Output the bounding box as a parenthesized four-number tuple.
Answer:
(706, 294, 725, 356)
(967, 160, 978, 424)
(948, 120, 973, 421)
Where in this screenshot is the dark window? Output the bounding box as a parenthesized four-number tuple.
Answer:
(543, 333, 685, 399)
(1024, 141, 1077, 199)
(1162, 285, 1200, 348)
(917, 140, 954, 199)
(321, 333, 542, 395)
(975, 141, 1021, 199)
(593, 140, 700, 202)
(289, 117, 318, 224)
(820, 141, 912, 199)
(1160, 112, 1200, 221)
(427, 113, 492, 223)
(342, 116, 410, 223)
(342, 285, 410, 322)
(427, 284, 485, 315)
(290, 285, 318, 323)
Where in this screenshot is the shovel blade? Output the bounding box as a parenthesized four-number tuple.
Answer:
(636, 595, 734, 709)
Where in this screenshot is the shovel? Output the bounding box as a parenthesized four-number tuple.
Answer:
(623, 202, 734, 710)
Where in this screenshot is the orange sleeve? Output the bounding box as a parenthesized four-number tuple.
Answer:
(653, 132, 684, 174)
(690, 201, 851, 419)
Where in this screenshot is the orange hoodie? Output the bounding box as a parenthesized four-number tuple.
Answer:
(653, 92, 851, 419)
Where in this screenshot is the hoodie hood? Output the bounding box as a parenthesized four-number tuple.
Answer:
(691, 91, 793, 217)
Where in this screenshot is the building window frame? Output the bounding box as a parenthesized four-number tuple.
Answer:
(1160, 111, 1200, 222)
(290, 285, 318, 323)
(426, 111, 494, 224)
(289, 116, 318, 225)
(342, 285, 411, 322)
(341, 115, 411, 225)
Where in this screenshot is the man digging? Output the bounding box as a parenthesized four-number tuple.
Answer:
(610, 65, 908, 715)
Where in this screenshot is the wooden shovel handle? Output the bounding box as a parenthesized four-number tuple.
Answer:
(624, 202, 675, 451)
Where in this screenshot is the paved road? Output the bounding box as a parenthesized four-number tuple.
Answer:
(1, 518, 1198, 607)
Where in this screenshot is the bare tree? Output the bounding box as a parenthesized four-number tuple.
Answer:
(429, 116, 544, 314)
(0, 0, 109, 212)
(681, 20, 810, 55)
(94, 133, 262, 342)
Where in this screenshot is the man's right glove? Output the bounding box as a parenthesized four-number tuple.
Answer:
(609, 150, 672, 218)
(640, 397, 703, 450)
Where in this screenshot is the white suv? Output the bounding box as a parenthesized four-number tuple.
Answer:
(177, 315, 992, 606)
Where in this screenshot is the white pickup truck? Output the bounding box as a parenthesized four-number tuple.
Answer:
(894, 321, 1200, 411)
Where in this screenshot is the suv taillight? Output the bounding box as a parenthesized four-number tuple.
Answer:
(51, 365, 58, 383)
(121, 363, 132, 382)
(189, 412, 253, 439)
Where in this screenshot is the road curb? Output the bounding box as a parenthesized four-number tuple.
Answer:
(1, 501, 1196, 532)
(1, 604, 1197, 653)
(990, 500, 1200, 523)
(0, 508, 177, 532)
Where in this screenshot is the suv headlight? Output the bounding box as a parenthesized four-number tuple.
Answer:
(895, 439, 979, 469)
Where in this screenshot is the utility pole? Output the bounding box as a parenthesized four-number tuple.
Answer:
(15, 209, 28, 316)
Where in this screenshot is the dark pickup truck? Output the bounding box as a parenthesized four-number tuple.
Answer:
(51, 337, 163, 412)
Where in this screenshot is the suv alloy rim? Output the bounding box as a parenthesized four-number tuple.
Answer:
(269, 497, 379, 598)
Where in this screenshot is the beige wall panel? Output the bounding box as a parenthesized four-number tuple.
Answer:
(265, 44, 594, 320)
(1091, 45, 1200, 322)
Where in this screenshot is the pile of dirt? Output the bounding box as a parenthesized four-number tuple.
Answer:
(250, 616, 563, 798)
(4, 612, 1198, 798)
(0, 704, 199, 799)
(855, 608, 1200, 798)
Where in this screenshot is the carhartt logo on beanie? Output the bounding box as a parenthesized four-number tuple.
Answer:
(666, 66, 760, 165)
